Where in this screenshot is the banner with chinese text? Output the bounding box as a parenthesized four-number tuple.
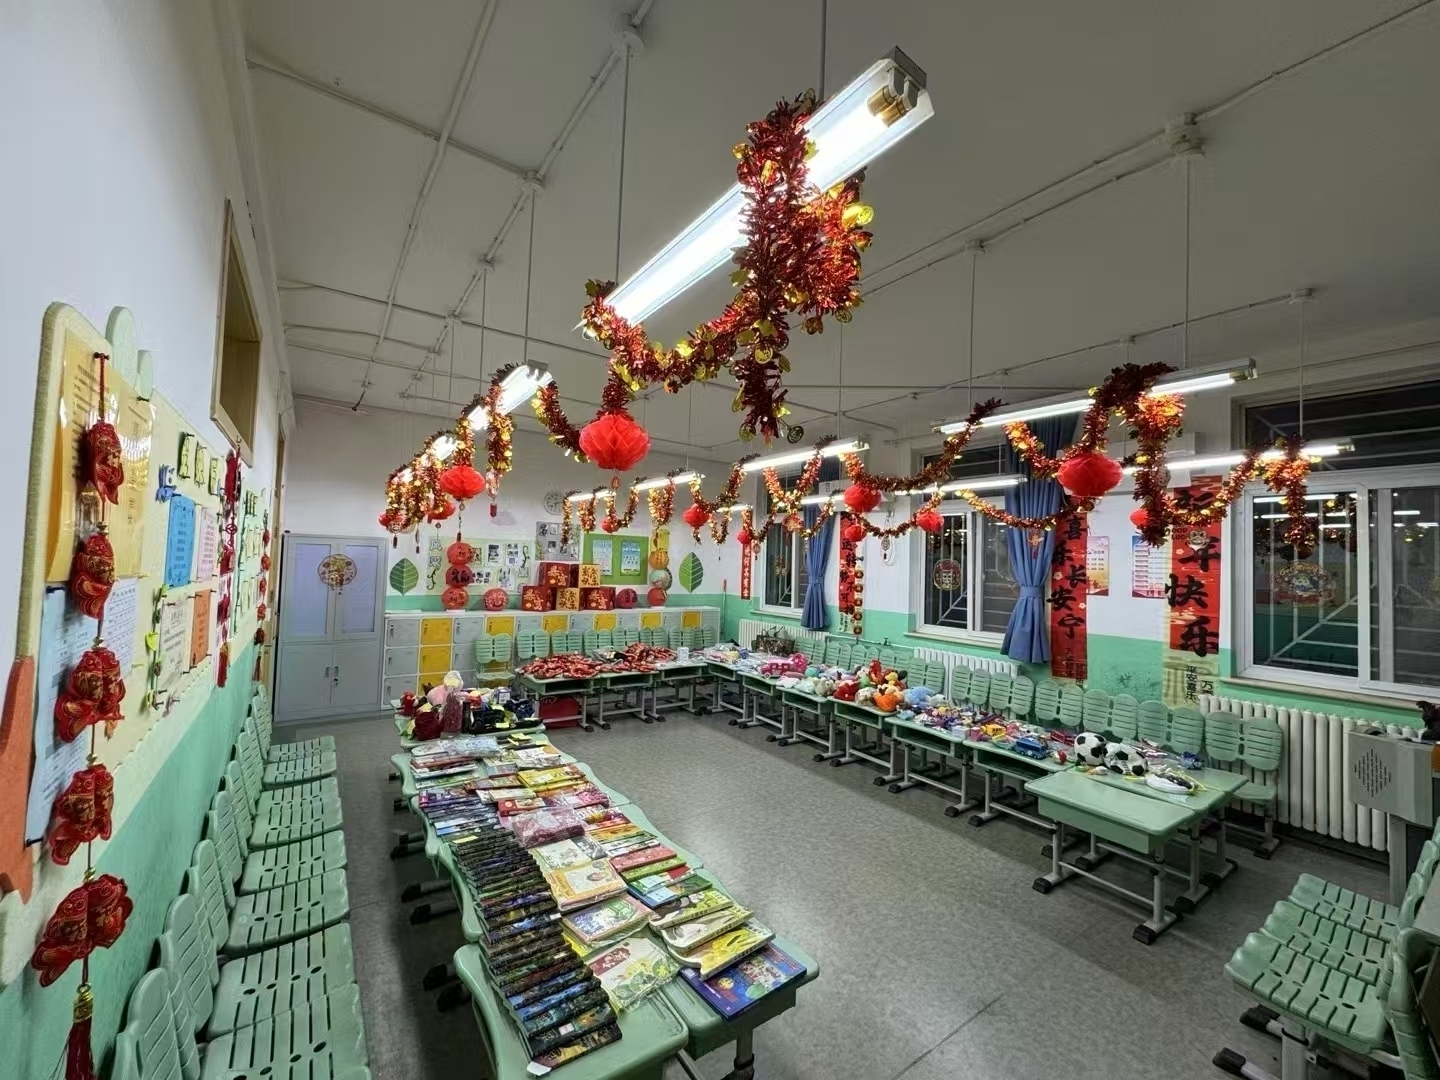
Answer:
(1162, 480, 1222, 705)
(1049, 513, 1088, 679)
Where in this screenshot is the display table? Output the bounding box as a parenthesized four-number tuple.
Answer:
(589, 669, 654, 728)
(648, 661, 709, 721)
(830, 701, 906, 782)
(882, 717, 975, 806)
(776, 686, 841, 761)
(515, 672, 594, 730)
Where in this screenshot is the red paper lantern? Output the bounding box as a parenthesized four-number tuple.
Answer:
(842, 523, 865, 544)
(735, 528, 753, 547)
(445, 565, 474, 588)
(601, 518, 619, 533)
(1058, 451, 1123, 499)
(843, 484, 881, 514)
(441, 585, 469, 610)
(915, 509, 944, 534)
(428, 499, 456, 523)
(647, 587, 668, 606)
(579, 411, 650, 472)
(483, 587, 508, 611)
(615, 588, 638, 608)
(1129, 507, 1151, 530)
(682, 504, 710, 529)
(447, 541, 475, 566)
(439, 463, 486, 502)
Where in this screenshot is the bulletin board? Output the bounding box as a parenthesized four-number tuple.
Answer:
(385, 530, 534, 600)
(582, 532, 649, 586)
(0, 304, 240, 988)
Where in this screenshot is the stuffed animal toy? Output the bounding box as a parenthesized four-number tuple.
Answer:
(873, 689, 901, 713)
(1420, 701, 1440, 743)
(1073, 732, 1108, 767)
(1104, 741, 1147, 777)
(832, 680, 858, 702)
(814, 677, 836, 698)
(855, 686, 877, 706)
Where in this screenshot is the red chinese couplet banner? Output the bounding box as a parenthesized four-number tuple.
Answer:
(1049, 513, 1089, 679)
(1162, 480, 1223, 705)
(739, 539, 752, 601)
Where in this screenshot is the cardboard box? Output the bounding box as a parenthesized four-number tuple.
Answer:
(556, 587, 581, 611)
(537, 561, 578, 588)
(580, 586, 616, 611)
(520, 585, 556, 612)
(577, 564, 603, 587)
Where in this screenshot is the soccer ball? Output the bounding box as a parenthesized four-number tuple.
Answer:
(1105, 742, 1148, 777)
(1073, 732, 1108, 767)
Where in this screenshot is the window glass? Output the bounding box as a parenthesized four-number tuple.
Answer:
(1389, 485, 1440, 688)
(922, 513, 969, 630)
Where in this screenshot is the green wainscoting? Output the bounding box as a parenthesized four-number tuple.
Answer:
(0, 646, 258, 1079)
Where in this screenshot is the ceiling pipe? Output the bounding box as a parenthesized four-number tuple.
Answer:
(353, 0, 500, 408)
(245, 53, 529, 179)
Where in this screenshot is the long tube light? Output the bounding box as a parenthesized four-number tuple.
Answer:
(633, 472, 702, 491)
(798, 473, 1026, 505)
(1136, 441, 1351, 474)
(937, 360, 1256, 434)
(599, 49, 933, 324)
(739, 439, 867, 473)
(567, 490, 614, 504)
(429, 435, 457, 461)
(466, 363, 553, 430)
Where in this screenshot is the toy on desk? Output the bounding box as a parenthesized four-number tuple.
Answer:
(1073, 732, 1108, 767)
(1418, 700, 1440, 742)
(1144, 765, 1200, 795)
(759, 653, 807, 678)
(1012, 734, 1049, 760)
(872, 689, 901, 713)
(1103, 742, 1147, 777)
(832, 680, 858, 702)
(399, 691, 417, 717)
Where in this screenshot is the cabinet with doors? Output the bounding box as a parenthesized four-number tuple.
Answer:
(276, 535, 388, 723)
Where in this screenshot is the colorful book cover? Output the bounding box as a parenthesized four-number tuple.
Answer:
(548, 784, 610, 810)
(621, 855, 687, 883)
(673, 921, 774, 978)
(519, 765, 586, 789)
(529, 1023, 623, 1069)
(610, 845, 676, 874)
(626, 865, 695, 895)
(631, 874, 712, 910)
(588, 935, 680, 1011)
(649, 888, 733, 928)
(658, 905, 753, 953)
(529, 835, 607, 873)
(562, 894, 651, 945)
(526, 1002, 617, 1056)
(677, 944, 806, 1018)
(543, 859, 627, 911)
(510, 807, 585, 849)
(496, 795, 545, 816)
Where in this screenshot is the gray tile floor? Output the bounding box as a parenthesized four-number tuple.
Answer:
(284, 709, 1388, 1080)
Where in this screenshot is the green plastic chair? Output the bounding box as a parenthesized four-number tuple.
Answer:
(852, 642, 880, 665)
(224, 761, 341, 850)
(1081, 688, 1112, 734)
(822, 639, 849, 667)
(189, 838, 349, 957)
(1033, 682, 1062, 724)
(583, 629, 613, 652)
(797, 638, 821, 663)
(111, 970, 186, 1080)
(613, 627, 639, 648)
(949, 666, 972, 704)
(697, 626, 718, 647)
(1009, 675, 1035, 720)
(1137, 700, 1173, 746)
(988, 673, 1014, 716)
(515, 631, 550, 661)
(917, 662, 947, 696)
(968, 669, 992, 709)
(251, 689, 335, 763)
(1165, 704, 1207, 756)
(552, 631, 584, 654)
(1109, 694, 1139, 742)
(237, 726, 339, 816)
(1056, 684, 1084, 729)
(241, 720, 336, 791)
(636, 627, 663, 647)
(1205, 711, 1283, 854)
(472, 634, 514, 681)
(208, 788, 345, 894)
(679, 627, 703, 649)
(1387, 930, 1440, 1079)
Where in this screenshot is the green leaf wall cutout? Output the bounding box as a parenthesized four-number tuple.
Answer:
(390, 558, 419, 595)
(678, 552, 704, 592)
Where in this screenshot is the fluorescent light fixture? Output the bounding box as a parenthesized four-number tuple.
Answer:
(1393, 509, 1421, 516)
(1321, 524, 1352, 530)
(799, 492, 843, 506)
(567, 490, 614, 504)
(1326, 512, 1348, 518)
(1126, 440, 1352, 475)
(600, 50, 933, 324)
(1261, 513, 1319, 520)
(739, 439, 867, 472)
(1253, 493, 1348, 504)
(1419, 522, 1439, 528)
(720, 503, 751, 514)
(939, 360, 1255, 434)
(429, 435, 458, 461)
(940, 475, 1025, 494)
(634, 472, 702, 491)
(467, 363, 553, 429)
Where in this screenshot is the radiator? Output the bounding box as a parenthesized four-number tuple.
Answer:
(736, 619, 825, 651)
(1199, 693, 1423, 853)
(912, 647, 1017, 680)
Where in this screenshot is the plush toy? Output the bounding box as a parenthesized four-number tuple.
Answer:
(1104, 742, 1148, 777)
(856, 686, 877, 706)
(1073, 731, 1108, 767)
(832, 681, 858, 702)
(814, 677, 835, 698)
(873, 689, 901, 713)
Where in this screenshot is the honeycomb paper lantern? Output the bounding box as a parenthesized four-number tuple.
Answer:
(1058, 451, 1123, 499)
(441, 585, 469, 610)
(578, 411, 650, 472)
(1129, 507, 1151, 530)
(735, 528, 753, 547)
(915, 509, 944, 534)
(445, 565, 474, 588)
(647, 586, 668, 606)
(682, 504, 710, 529)
(447, 541, 475, 566)
(842, 484, 881, 514)
(842, 523, 865, 544)
(601, 518, 619, 533)
(439, 463, 486, 502)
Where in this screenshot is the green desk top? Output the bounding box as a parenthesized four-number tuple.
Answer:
(886, 715, 971, 747)
(1025, 770, 1196, 837)
(1078, 764, 1247, 814)
(968, 739, 1065, 774)
(454, 943, 688, 1080)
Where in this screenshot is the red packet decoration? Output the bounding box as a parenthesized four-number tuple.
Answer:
(54, 644, 122, 743)
(29, 874, 132, 987)
(81, 353, 124, 505)
(68, 530, 116, 620)
(48, 765, 114, 866)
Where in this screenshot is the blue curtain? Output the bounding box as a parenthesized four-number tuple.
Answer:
(1000, 416, 1076, 662)
(802, 459, 841, 630)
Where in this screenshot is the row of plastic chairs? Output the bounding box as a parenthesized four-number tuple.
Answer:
(514, 625, 717, 661)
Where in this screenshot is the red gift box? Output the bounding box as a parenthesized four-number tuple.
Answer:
(521, 585, 557, 612)
(580, 586, 615, 611)
(537, 561, 578, 588)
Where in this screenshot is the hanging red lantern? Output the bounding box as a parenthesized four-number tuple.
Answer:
(601, 518, 619, 533)
(735, 528, 753, 548)
(428, 498, 456, 523)
(1129, 507, 1151, 530)
(438, 463, 486, 502)
(1058, 451, 1123, 499)
(579, 411, 650, 473)
(842, 523, 865, 544)
(842, 484, 881, 514)
(681, 504, 710, 529)
(445, 565, 474, 588)
(447, 541, 475, 566)
(441, 585, 469, 610)
(915, 509, 944, 534)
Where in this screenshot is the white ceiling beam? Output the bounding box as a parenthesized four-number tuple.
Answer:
(245, 52, 531, 179)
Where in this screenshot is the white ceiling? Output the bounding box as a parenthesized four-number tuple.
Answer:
(244, 0, 1440, 463)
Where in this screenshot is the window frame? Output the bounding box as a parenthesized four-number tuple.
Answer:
(1234, 461, 1440, 700)
(754, 475, 812, 617)
(909, 497, 1009, 648)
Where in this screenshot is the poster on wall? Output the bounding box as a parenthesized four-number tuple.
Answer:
(1161, 482, 1223, 706)
(1085, 536, 1110, 596)
(619, 539, 642, 575)
(164, 494, 196, 588)
(1048, 512, 1089, 679)
(581, 533, 648, 585)
(591, 538, 614, 576)
(23, 588, 97, 840)
(157, 596, 190, 704)
(1130, 535, 1169, 598)
(190, 589, 212, 668)
(195, 506, 219, 580)
(534, 521, 577, 561)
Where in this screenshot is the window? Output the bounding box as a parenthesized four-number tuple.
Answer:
(760, 470, 810, 612)
(914, 501, 1017, 640)
(212, 200, 261, 464)
(1239, 381, 1440, 696)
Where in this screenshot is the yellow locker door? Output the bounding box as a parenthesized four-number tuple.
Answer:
(420, 617, 453, 646)
(419, 644, 451, 676)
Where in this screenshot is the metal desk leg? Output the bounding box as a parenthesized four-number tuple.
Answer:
(766, 700, 787, 742)
(942, 762, 978, 818)
(1033, 822, 1075, 893)
(1203, 817, 1238, 890)
(886, 741, 916, 792)
(728, 1028, 755, 1080)
(817, 718, 846, 764)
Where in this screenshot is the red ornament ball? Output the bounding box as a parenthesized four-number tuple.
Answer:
(915, 509, 944, 534)
(682, 504, 710, 529)
(1058, 451, 1123, 499)
(441, 585, 469, 610)
(439, 463, 486, 502)
(1129, 507, 1151, 530)
(647, 586, 668, 606)
(735, 528, 753, 547)
(483, 587, 508, 611)
(579, 411, 650, 472)
(445, 564, 474, 588)
(428, 498, 456, 522)
(601, 518, 619, 533)
(842, 484, 881, 514)
(842, 523, 865, 544)
(615, 588, 638, 609)
(447, 541, 475, 566)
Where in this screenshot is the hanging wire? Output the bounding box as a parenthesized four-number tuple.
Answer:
(818, 0, 829, 100)
(1297, 293, 1308, 443)
(835, 326, 844, 438)
(1181, 155, 1192, 369)
(477, 272, 488, 384)
(614, 42, 630, 283)
(966, 246, 979, 403)
(521, 193, 536, 365)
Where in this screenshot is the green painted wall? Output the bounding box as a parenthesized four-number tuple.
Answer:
(0, 647, 257, 1079)
(386, 593, 727, 614)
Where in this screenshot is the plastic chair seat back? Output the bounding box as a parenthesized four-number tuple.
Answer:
(583, 630, 613, 652)
(1034, 682, 1062, 724)
(552, 631, 583, 654)
(1109, 694, 1139, 742)
(1081, 689, 1112, 734)
(988, 673, 1014, 716)
(1167, 705, 1208, 756)
(852, 643, 879, 665)
(207, 790, 247, 886)
(918, 662, 947, 697)
(950, 667, 972, 705)
(159, 894, 217, 1033)
(116, 970, 187, 1080)
(1384, 930, 1440, 1079)
(515, 631, 550, 661)
(1010, 675, 1036, 720)
(187, 840, 235, 952)
(1056, 684, 1084, 730)
(614, 628, 639, 648)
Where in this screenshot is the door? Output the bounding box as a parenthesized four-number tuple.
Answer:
(275, 534, 387, 722)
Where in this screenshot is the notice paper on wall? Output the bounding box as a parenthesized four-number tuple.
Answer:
(164, 494, 196, 588)
(1086, 536, 1110, 596)
(24, 587, 96, 841)
(190, 589, 212, 668)
(195, 507, 219, 580)
(157, 597, 189, 704)
(104, 576, 141, 671)
(591, 538, 614, 576)
(1130, 535, 1168, 598)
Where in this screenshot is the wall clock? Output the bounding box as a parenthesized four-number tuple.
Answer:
(542, 490, 565, 516)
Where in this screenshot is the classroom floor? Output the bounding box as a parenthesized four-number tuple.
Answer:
(283, 708, 1388, 1080)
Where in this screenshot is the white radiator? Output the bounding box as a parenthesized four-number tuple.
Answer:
(1199, 693, 1423, 853)
(912, 647, 1017, 680)
(736, 619, 825, 651)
